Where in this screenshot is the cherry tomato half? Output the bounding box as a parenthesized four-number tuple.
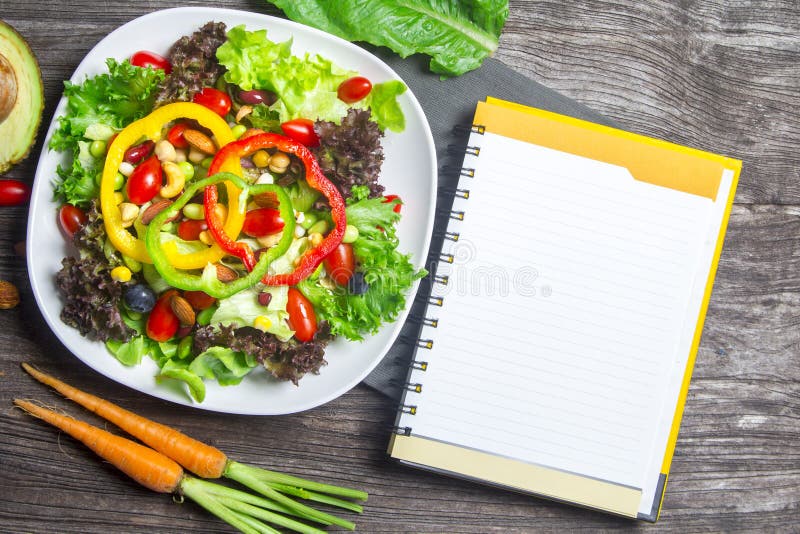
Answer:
(167, 122, 190, 149)
(383, 194, 402, 214)
(130, 51, 172, 74)
(337, 76, 372, 104)
(146, 291, 180, 342)
(242, 208, 284, 238)
(0, 179, 31, 206)
(323, 243, 355, 286)
(280, 118, 319, 147)
(192, 87, 232, 117)
(58, 204, 87, 239)
(287, 287, 317, 343)
(183, 290, 217, 311)
(177, 219, 208, 241)
(125, 155, 163, 205)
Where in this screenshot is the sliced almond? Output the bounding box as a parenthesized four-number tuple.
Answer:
(253, 191, 280, 209)
(140, 199, 178, 225)
(215, 263, 238, 282)
(235, 105, 253, 123)
(183, 129, 217, 154)
(170, 295, 196, 327)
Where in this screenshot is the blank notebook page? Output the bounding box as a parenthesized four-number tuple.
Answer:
(404, 131, 714, 491)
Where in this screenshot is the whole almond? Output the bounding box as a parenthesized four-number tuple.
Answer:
(170, 295, 196, 327)
(183, 129, 217, 154)
(215, 264, 238, 282)
(253, 191, 279, 209)
(0, 280, 20, 309)
(140, 199, 178, 225)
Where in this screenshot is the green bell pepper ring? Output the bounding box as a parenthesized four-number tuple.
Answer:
(144, 172, 295, 299)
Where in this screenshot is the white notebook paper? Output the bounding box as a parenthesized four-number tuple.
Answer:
(389, 98, 741, 521)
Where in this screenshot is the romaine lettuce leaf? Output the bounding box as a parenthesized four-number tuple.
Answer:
(266, 0, 509, 77)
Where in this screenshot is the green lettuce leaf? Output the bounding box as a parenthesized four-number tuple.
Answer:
(298, 196, 424, 340)
(188, 347, 258, 386)
(210, 286, 294, 341)
(51, 58, 164, 206)
(217, 25, 406, 130)
(217, 25, 353, 123)
(266, 0, 509, 77)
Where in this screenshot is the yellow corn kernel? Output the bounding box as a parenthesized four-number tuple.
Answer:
(308, 232, 323, 247)
(110, 266, 132, 283)
(198, 230, 214, 246)
(113, 192, 125, 205)
(253, 315, 272, 332)
(252, 149, 271, 168)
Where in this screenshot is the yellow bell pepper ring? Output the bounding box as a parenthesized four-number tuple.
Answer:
(100, 102, 243, 269)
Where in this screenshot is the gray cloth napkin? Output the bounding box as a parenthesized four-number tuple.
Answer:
(361, 52, 614, 400)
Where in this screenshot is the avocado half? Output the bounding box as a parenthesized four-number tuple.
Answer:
(0, 20, 44, 174)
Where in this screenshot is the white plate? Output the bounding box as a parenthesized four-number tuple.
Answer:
(27, 7, 436, 415)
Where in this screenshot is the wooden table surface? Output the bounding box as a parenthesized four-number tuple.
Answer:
(1, 1, 798, 532)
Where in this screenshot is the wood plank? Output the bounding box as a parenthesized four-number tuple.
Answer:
(1, 1, 798, 531)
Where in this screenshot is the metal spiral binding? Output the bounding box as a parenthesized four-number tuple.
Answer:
(410, 360, 429, 371)
(447, 144, 481, 157)
(440, 165, 476, 179)
(408, 314, 438, 328)
(452, 123, 486, 136)
(405, 382, 423, 393)
(416, 339, 434, 350)
(438, 186, 470, 199)
(395, 123, 485, 439)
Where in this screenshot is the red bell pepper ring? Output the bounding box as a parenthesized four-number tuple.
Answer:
(205, 132, 346, 285)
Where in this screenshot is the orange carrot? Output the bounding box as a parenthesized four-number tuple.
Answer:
(21, 363, 365, 530)
(21, 362, 228, 479)
(14, 398, 330, 534)
(13, 399, 184, 493)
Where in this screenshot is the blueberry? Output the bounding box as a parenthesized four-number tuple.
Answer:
(124, 284, 156, 313)
(348, 272, 369, 295)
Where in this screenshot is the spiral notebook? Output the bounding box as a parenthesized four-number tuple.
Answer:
(388, 97, 741, 521)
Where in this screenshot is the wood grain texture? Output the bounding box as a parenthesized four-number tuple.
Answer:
(1, 0, 798, 532)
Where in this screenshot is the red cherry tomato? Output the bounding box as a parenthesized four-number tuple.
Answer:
(125, 155, 162, 205)
(177, 219, 208, 241)
(280, 118, 319, 147)
(242, 208, 284, 237)
(146, 291, 180, 342)
(183, 290, 216, 311)
(287, 287, 317, 343)
(130, 51, 172, 74)
(192, 87, 232, 117)
(0, 179, 31, 206)
(167, 122, 190, 149)
(382, 194, 402, 214)
(323, 243, 355, 286)
(337, 76, 372, 104)
(58, 204, 87, 239)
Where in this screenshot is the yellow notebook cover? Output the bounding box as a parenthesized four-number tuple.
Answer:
(388, 97, 740, 521)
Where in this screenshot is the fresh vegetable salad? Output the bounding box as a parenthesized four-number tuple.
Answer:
(51, 22, 425, 402)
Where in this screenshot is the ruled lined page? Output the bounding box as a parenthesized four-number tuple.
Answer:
(399, 130, 714, 490)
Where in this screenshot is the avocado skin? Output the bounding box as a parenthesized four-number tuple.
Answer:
(0, 20, 44, 175)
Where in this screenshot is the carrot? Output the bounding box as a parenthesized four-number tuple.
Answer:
(22, 363, 366, 530)
(21, 362, 228, 479)
(13, 398, 327, 534)
(13, 399, 184, 493)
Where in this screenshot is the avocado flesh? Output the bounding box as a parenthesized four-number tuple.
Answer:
(0, 21, 43, 174)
